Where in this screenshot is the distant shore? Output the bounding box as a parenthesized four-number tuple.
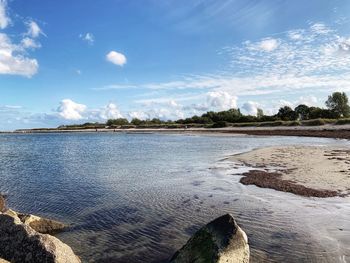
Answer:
(8, 124, 350, 140)
(231, 145, 350, 197)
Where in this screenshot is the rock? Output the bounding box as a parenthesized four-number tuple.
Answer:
(0, 213, 80, 263)
(0, 194, 5, 212)
(170, 214, 249, 263)
(17, 213, 67, 234)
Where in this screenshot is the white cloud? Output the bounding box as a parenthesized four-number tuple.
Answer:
(258, 38, 280, 52)
(0, 0, 10, 29)
(99, 103, 123, 120)
(262, 96, 320, 116)
(101, 22, 350, 96)
(241, 101, 260, 116)
(80, 33, 94, 45)
(106, 51, 127, 66)
(21, 37, 41, 49)
(94, 22, 350, 121)
(297, 95, 318, 106)
(336, 37, 350, 54)
(95, 23, 350, 120)
(25, 20, 44, 38)
(128, 111, 150, 120)
(132, 91, 237, 120)
(57, 99, 87, 120)
(310, 22, 332, 35)
(0, 3, 43, 77)
(288, 30, 304, 40)
(129, 108, 184, 121)
(206, 91, 237, 110)
(0, 33, 39, 77)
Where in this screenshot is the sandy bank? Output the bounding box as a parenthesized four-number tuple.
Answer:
(231, 146, 350, 197)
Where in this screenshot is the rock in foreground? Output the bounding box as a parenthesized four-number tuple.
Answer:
(17, 213, 66, 234)
(170, 214, 249, 263)
(0, 195, 80, 263)
(0, 194, 5, 212)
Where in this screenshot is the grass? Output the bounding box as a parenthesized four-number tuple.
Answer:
(301, 119, 326, 126)
(258, 121, 285, 127)
(335, 118, 350, 125)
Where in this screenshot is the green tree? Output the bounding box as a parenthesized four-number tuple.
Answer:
(257, 108, 264, 119)
(131, 118, 143, 126)
(150, 118, 162, 124)
(106, 118, 129, 126)
(325, 92, 350, 117)
(294, 104, 310, 120)
(277, 106, 298, 121)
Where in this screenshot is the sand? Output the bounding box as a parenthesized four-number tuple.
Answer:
(231, 146, 350, 197)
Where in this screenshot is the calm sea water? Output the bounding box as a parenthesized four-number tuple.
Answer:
(0, 133, 349, 263)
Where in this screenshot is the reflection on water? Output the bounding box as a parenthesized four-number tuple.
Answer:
(0, 133, 349, 262)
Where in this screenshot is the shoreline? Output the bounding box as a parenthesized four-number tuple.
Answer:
(6, 125, 350, 140)
(230, 145, 350, 198)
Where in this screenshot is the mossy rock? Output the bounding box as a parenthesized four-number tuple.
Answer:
(170, 214, 249, 263)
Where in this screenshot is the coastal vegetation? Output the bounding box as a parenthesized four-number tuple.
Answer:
(51, 92, 350, 130)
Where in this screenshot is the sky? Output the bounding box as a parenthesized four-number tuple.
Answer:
(1, 0, 350, 130)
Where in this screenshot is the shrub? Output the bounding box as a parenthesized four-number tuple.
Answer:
(335, 118, 350, 125)
(286, 121, 301, 126)
(258, 121, 284, 127)
(211, 121, 228, 128)
(301, 119, 326, 126)
(232, 122, 259, 127)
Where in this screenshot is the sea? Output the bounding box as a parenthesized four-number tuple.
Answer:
(0, 132, 349, 262)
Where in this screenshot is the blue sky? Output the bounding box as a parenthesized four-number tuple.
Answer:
(1, 0, 350, 130)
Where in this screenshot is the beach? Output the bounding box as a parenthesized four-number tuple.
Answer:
(231, 146, 350, 197)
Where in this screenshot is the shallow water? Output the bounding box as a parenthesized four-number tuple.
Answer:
(0, 133, 349, 262)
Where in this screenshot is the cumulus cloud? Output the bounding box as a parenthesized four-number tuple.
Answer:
(93, 22, 350, 122)
(131, 91, 238, 121)
(128, 111, 150, 120)
(0, 3, 43, 77)
(262, 96, 320, 116)
(0, 0, 10, 29)
(106, 51, 126, 66)
(206, 91, 237, 110)
(99, 103, 123, 120)
(131, 99, 185, 120)
(241, 101, 260, 116)
(57, 99, 87, 120)
(55, 100, 126, 122)
(0, 33, 39, 77)
(128, 108, 184, 121)
(80, 33, 94, 45)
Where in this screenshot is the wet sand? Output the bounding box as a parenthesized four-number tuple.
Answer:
(231, 146, 350, 197)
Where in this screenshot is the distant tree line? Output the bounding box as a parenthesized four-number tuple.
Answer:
(59, 92, 350, 129)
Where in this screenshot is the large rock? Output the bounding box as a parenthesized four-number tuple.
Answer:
(0, 212, 80, 263)
(170, 214, 249, 263)
(0, 192, 65, 234)
(0, 194, 5, 212)
(17, 213, 66, 234)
